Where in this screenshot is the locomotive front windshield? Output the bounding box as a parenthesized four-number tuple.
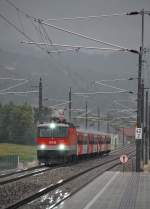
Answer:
(38, 126, 68, 138)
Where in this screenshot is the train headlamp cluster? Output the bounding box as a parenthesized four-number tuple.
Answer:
(49, 122, 56, 129)
(59, 144, 65, 150)
(40, 144, 46, 149)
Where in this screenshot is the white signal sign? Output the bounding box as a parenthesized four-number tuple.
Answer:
(135, 128, 142, 139)
(120, 154, 128, 164)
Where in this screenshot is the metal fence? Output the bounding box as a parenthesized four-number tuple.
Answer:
(0, 155, 19, 170)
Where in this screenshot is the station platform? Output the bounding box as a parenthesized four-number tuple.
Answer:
(56, 171, 150, 209)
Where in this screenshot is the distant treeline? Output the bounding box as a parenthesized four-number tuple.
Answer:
(0, 102, 52, 145)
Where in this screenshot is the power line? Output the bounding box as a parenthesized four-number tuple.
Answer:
(94, 81, 131, 92)
(36, 19, 128, 50)
(0, 77, 26, 81)
(96, 78, 128, 82)
(21, 41, 125, 52)
(0, 13, 32, 41)
(3, 0, 129, 50)
(5, 0, 35, 20)
(0, 80, 28, 92)
(73, 90, 129, 95)
(44, 13, 127, 22)
(0, 13, 45, 53)
(0, 1, 57, 55)
(0, 90, 38, 95)
(4, 0, 128, 22)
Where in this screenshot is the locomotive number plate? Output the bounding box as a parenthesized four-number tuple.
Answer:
(49, 141, 56, 145)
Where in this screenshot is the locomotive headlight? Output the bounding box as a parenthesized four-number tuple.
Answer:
(49, 122, 56, 129)
(40, 144, 46, 149)
(59, 144, 65, 150)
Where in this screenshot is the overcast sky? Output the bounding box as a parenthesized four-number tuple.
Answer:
(0, 0, 150, 117)
(0, 0, 150, 54)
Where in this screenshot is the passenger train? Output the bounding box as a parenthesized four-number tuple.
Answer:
(36, 119, 112, 165)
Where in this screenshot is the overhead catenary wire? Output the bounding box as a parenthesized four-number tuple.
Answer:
(44, 13, 127, 22)
(73, 90, 129, 95)
(94, 81, 130, 92)
(21, 41, 126, 52)
(0, 13, 46, 53)
(4, 0, 35, 20)
(48, 101, 70, 109)
(96, 78, 128, 82)
(40, 23, 55, 47)
(4, 0, 73, 54)
(36, 19, 128, 50)
(30, 21, 48, 50)
(3, 0, 93, 88)
(113, 100, 135, 111)
(44, 98, 68, 102)
(17, 8, 25, 34)
(0, 2, 58, 55)
(3, 0, 141, 55)
(0, 11, 78, 85)
(4, 0, 129, 22)
(0, 90, 38, 95)
(0, 77, 27, 81)
(46, 48, 81, 54)
(2, 0, 140, 102)
(37, 22, 50, 51)
(0, 80, 28, 92)
(4, 0, 130, 50)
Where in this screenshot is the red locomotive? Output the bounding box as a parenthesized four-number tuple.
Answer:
(36, 119, 111, 165)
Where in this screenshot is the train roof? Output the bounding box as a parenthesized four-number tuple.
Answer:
(37, 122, 112, 136)
(76, 128, 112, 136)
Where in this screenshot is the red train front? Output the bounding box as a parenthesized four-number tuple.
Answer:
(36, 120, 111, 165)
(36, 121, 77, 164)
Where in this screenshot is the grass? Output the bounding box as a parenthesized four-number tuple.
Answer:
(0, 143, 37, 162)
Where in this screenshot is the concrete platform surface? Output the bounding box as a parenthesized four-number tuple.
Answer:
(54, 171, 150, 209)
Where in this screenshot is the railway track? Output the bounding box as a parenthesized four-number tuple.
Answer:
(0, 143, 132, 178)
(4, 146, 135, 209)
(0, 164, 65, 186)
(49, 152, 136, 209)
(0, 165, 46, 178)
(0, 144, 133, 186)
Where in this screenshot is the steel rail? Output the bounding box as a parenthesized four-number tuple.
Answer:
(4, 148, 135, 209)
(0, 165, 60, 185)
(0, 145, 134, 185)
(50, 153, 136, 209)
(0, 165, 45, 178)
(0, 144, 132, 184)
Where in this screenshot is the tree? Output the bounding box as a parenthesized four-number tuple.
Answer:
(0, 102, 35, 145)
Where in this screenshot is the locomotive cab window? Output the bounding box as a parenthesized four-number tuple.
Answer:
(38, 126, 68, 138)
